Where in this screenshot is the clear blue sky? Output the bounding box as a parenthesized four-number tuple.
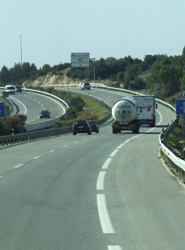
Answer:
(1, 0, 185, 70)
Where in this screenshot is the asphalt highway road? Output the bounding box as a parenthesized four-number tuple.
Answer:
(5, 90, 66, 131)
(11, 91, 65, 122)
(1, 88, 184, 250)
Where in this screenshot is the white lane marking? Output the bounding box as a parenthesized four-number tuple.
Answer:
(14, 164, 24, 169)
(11, 97, 27, 115)
(97, 194, 115, 234)
(34, 156, 41, 159)
(156, 109, 162, 125)
(74, 141, 79, 144)
(96, 109, 164, 245)
(110, 149, 119, 157)
(62, 145, 68, 147)
(0, 176, 2, 178)
(49, 150, 55, 153)
(102, 158, 112, 170)
(96, 171, 106, 190)
(30, 92, 66, 113)
(108, 246, 122, 250)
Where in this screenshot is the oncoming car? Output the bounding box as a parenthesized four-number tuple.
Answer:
(40, 110, 50, 118)
(87, 120, 99, 133)
(80, 82, 91, 90)
(72, 120, 91, 135)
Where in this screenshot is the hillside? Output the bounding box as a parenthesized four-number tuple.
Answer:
(22, 68, 80, 87)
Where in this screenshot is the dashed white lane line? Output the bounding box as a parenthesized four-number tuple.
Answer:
(14, 164, 24, 169)
(96, 171, 106, 190)
(110, 149, 119, 157)
(102, 158, 112, 170)
(49, 150, 55, 153)
(108, 246, 122, 250)
(62, 145, 68, 147)
(97, 127, 157, 247)
(97, 194, 115, 234)
(34, 156, 41, 159)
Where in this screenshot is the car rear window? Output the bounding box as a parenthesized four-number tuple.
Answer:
(76, 121, 87, 126)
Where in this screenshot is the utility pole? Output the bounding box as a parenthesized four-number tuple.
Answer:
(20, 34, 22, 66)
(90, 58, 95, 82)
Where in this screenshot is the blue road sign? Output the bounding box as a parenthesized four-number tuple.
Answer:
(0, 102, 5, 118)
(176, 99, 185, 115)
(157, 87, 160, 94)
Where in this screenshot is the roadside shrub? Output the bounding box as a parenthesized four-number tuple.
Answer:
(1, 117, 22, 135)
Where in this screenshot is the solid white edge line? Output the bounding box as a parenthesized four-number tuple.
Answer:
(107, 245, 122, 250)
(97, 194, 115, 234)
(96, 171, 106, 190)
(102, 158, 112, 170)
(11, 97, 27, 114)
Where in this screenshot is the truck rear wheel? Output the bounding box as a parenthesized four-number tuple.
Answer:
(133, 127, 139, 134)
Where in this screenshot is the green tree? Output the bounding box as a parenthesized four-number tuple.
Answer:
(40, 64, 50, 76)
(0, 66, 10, 83)
(130, 77, 146, 90)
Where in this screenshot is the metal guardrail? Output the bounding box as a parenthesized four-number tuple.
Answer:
(159, 129, 185, 182)
(0, 126, 72, 147)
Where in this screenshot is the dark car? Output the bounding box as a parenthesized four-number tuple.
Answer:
(87, 120, 99, 133)
(80, 82, 91, 90)
(40, 110, 50, 118)
(72, 120, 91, 135)
(14, 85, 22, 92)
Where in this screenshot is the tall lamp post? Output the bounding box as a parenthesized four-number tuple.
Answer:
(90, 57, 96, 82)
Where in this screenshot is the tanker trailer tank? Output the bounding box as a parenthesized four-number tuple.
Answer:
(112, 97, 140, 134)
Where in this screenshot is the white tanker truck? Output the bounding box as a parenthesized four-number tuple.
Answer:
(112, 95, 156, 134)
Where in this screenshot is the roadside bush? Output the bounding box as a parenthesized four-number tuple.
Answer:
(0, 117, 22, 135)
(0, 119, 5, 136)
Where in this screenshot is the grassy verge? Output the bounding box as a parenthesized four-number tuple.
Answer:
(53, 94, 110, 128)
(72, 94, 110, 119)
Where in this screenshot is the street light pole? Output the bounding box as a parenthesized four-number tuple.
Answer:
(90, 57, 95, 82)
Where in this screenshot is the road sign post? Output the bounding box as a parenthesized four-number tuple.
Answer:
(71, 53, 90, 67)
(176, 99, 185, 138)
(0, 102, 5, 118)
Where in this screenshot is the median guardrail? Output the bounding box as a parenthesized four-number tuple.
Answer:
(0, 126, 72, 147)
